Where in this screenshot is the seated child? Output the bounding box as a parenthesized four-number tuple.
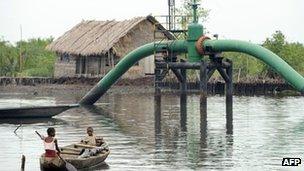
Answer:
(78, 127, 109, 158)
(81, 127, 97, 146)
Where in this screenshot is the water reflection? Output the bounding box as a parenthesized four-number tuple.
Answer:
(0, 97, 56, 109)
(180, 93, 187, 132)
(80, 162, 110, 171)
(1, 91, 304, 170)
(0, 91, 236, 170)
(154, 94, 161, 135)
(152, 93, 235, 170)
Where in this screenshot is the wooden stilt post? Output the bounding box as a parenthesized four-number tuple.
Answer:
(200, 60, 207, 123)
(21, 155, 25, 171)
(226, 59, 233, 134)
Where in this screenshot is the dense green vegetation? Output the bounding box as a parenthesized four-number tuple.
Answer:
(223, 31, 304, 81)
(0, 31, 303, 79)
(0, 38, 56, 77)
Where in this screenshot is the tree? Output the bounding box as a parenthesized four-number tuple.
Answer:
(0, 38, 56, 77)
(175, 0, 209, 29)
(16, 38, 56, 77)
(223, 52, 264, 81)
(223, 31, 304, 81)
(280, 42, 304, 75)
(0, 40, 18, 76)
(263, 30, 286, 55)
(261, 30, 304, 78)
(262, 31, 289, 78)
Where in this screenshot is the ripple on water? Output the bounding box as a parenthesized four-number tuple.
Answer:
(1, 93, 304, 170)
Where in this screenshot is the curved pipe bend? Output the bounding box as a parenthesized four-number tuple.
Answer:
(202, 39, 304, 93)
(80, 39, 304, 105)
(79, 40, 188, 105)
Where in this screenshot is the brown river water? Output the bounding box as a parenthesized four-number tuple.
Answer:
(0, 86, 304, 171)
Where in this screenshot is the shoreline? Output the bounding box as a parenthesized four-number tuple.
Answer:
(0, 76, 301, 96)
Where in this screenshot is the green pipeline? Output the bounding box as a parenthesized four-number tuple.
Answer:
(203, 39, 304, 92)
(79, 40, 188, 105)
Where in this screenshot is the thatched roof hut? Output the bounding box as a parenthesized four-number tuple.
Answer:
(49, 16, 173, 78)
(48, 15, 173, 57)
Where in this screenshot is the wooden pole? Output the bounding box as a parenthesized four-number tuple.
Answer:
(85, 56, 88, 76)
(19, 25, 23, 73)
(21, 155, 25, 171)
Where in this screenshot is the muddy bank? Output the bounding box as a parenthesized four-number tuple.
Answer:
(0, 76, 300, 96)
(0, 77, 154, 86)
(0, 76, 287, 85)
(0, 84, 154, 97)
(0, 82, 299, 98)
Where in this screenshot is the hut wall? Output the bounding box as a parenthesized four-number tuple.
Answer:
(114, 20, 165, 77)
(122, 66, 145, 79)
(74, 55, 116, 77)
(54, 55, 76, 77)
(113, 20, 155, 57)
(52, 18, 169, 78)
(140, 55, 155, 74)
(86, 56, 100, 76)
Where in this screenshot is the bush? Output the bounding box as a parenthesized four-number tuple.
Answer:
(0, 38, 56, 77)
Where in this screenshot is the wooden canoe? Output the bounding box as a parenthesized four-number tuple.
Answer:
(40, 143, 110, 171)
(0, 104, 79, 118)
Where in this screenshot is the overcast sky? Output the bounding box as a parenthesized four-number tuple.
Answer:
(1, 0, 303, 44)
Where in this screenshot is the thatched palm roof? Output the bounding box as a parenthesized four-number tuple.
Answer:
(47, 16, 173, 56)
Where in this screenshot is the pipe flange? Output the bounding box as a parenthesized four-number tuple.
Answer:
(195, 36, 210, 55)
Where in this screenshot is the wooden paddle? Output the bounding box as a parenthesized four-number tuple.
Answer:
(57, 155, 77, 171)
(35, 131, 43, 140)
(35, 131, 77, 171)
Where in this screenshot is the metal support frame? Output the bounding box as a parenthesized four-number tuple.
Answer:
(154, 54, 234, 133)
(180, 66, 187, 93)
(200, 60, 208, 121)
(225, 59, 233, 134)
(154, 67, 162, 96)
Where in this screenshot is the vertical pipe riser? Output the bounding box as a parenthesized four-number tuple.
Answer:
(187, 23, 203, 62)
